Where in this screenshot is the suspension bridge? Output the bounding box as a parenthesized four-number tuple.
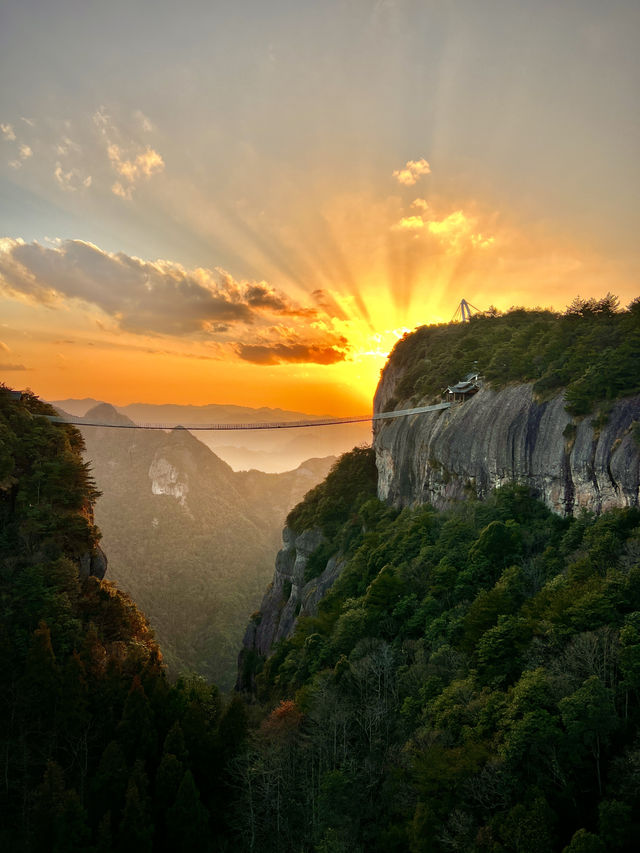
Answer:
(43, 402, 453, 431)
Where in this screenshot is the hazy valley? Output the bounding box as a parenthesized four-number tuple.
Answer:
(52, 398, 372, 474)
(58, 401, 345, 688)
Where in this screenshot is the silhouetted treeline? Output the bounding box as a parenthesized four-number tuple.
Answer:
(0, 389, 246, 852)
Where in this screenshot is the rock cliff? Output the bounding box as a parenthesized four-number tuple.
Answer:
(237, 525, 346, 688)
(237, 332, 640, 678)
(374, 380, 640, 515)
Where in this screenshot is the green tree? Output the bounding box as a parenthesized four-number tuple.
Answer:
(560, 676, 617, 794)
(166, 770, 211, 852)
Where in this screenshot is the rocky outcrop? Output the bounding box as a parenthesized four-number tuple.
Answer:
(149, 456, 189, 506)
(238, 361, 640, 680)
(78, 545, 108, 580)
(237, 525, 345, 689)
(373, 382, 640, 515)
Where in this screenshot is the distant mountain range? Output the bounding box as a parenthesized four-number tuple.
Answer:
(70, 402, 337, 688)
(51, 398, 372, 473)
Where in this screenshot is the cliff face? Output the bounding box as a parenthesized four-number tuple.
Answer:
(237, 362, 640, 679)
(237, 525, 346, 688)
(374, 379, 640, 515)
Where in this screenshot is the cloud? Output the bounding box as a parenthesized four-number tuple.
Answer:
(0, 363, 28, 371)
(134, 110, 153, 132)
(236, 342, 347, 365)
(56, 136, 81, 156)
(391, 215, 425, 231)
(107, 143, 164, 198)
(426, 210, 494, 250)
(54, 162, 92, 192)
(8, 143, 33, 170)
(392, 158, 431, 186)
(111, 181, 131, 200)
(0, 341, 9, 353)
(243, 281, 317, 317)
(0, 238, 331, 344)
(391, 206, 495, 251)
(108, 143, 164, 182)
(93, 107, 165, 198)
(4, 106, 163, 198)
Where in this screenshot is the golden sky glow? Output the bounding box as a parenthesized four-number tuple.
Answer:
(1, 1, 638, 415)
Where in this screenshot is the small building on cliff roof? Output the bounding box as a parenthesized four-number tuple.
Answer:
(0, 387, 23, 401)
(444, 372, 481, 402)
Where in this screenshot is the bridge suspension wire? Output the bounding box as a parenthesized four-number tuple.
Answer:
(43, 402, 452, 432)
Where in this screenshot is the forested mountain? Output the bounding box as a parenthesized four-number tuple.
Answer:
(236, 301, 640, 852)
(237, 450, 640, 853)
(378, 295, 640, 415)
(74, 403, 334, 688)
(374, 296, 640, 515)
(0, 388, 246, 852)
(4, 299, 640, 852)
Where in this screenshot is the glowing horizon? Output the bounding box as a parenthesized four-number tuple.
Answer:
(1, 1, 638, 415)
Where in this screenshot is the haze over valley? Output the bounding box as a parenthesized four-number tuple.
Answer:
(63, 400, 338, 688)
(52, 397, 372, 473)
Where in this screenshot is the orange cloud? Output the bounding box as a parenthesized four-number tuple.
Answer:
(392, 158, 431, 186)
(236, 341, 348, 365)
(391, 215, 425, 231)
(391, 206, 495, 251)
(0, 238, 349, 366)
(108, 144, 164, 198)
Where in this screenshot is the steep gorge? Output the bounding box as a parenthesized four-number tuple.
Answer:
(239, 310, 640, 671)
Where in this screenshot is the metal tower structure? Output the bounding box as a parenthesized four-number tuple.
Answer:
(451, 298, 482, 323)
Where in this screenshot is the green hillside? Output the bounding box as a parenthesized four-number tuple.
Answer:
(382, 295, 640, 415)
(239, 450, 640, 852)
(0, 389, 245, 852)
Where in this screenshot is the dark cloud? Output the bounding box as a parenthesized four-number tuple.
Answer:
(245, 283, 317, 317)
(245, 283, 289, 311)
(0, 363, 29, 370)
(236, 342, 347, 366)
(0, 239, 315, 337)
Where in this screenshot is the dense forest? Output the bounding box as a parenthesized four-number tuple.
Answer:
(382, 295, 640, 416)
(3, 297, 640, 852)
(0, 389, 246, 852)
(241, 448, 640, 852)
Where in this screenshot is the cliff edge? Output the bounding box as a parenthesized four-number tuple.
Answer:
(374, 379, 640, 516)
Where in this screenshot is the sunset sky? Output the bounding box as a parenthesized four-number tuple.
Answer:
(1, 0, 638, 415)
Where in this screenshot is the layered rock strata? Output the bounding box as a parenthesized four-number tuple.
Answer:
(374, 384, 640, 515)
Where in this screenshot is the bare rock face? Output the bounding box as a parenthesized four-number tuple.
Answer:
(237, 525, 345, 688)
(149, 456, 189, 506)
(373, 382, 640, 515)
(237, 368, 640, 684)
(78, 545, 108, 580)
